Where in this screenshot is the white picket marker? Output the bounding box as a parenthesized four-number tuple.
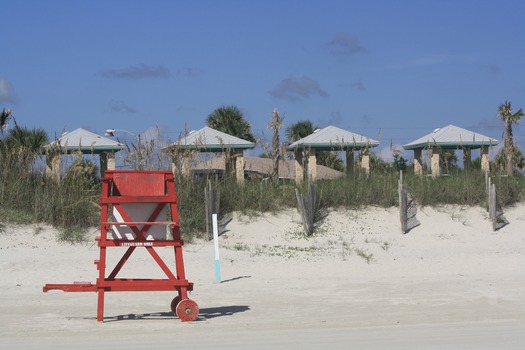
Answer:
(212, 214, 221, 283)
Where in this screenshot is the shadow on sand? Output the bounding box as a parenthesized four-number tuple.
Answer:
(99, 305, 250, 322)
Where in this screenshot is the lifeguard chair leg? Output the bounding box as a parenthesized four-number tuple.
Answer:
(97, 288, 105, 322)
(96, 242, 108, 322)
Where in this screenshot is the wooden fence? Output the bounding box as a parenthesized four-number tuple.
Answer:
(399, 171, 420, 234)
(486, 174, 508, 231)
(295, 182, 317, 236)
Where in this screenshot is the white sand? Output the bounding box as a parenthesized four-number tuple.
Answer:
(1, 204, 524, 349)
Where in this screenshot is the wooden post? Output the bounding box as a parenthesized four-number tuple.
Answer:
(490, 183, 496, 231)
(294, 149, 304, 184)
(431, 147, 441, 177)
(108, 152, 116, 171)
(234, 150, 245, 184)
(307, 148, 317, 181)
(295, 182, 317, 236)
(345, 149, 354, 176)
(481, 146, 490, 173)
(400, 184, 408, 233)
(100, 152, 116, 177)
(360, 152, 370, 176)
(99, 152, 108, 177)
(463, 147, 472, 171)
(413, 148, 423, 175)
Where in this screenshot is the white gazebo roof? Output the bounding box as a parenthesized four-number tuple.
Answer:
(403, 124, 499, 150)
(287, 125, 380, 151)
(164, 126, 255, 151)
(46, 128, 124, 154)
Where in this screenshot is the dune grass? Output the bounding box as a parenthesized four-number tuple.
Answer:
(1, 143, 524, 242)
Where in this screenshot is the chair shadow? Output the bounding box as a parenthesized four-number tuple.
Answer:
(100, 305, 250, 322)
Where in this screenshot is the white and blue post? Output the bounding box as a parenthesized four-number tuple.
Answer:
(212, 214, 221, 283)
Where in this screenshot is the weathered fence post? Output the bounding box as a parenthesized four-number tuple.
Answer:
(296, 182, 317, 236)
(399, 171, 420, 234)
(489, 182, 497, 231)
(486, 176, 509, 231)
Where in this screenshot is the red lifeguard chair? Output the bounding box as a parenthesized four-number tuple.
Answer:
(43, 170, 198, 322)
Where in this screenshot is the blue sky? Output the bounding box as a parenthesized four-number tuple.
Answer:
(2, 0, 525, 161)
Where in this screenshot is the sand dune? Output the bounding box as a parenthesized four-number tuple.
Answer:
(1, 204, 524, 349)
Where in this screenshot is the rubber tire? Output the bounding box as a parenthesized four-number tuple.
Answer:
(170, 296, 182, 314)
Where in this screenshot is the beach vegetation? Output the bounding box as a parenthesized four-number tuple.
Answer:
(1, 110, 525, 243)
(497, 100, 524, 176)
(206, 105, 256, 143)
(355, 248, 374, 264)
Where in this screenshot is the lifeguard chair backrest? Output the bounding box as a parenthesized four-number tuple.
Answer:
(110, 171, 167, 197)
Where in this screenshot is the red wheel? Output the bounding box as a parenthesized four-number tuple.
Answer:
(176, 299, 199, 322)
(170, 296, 182, 314)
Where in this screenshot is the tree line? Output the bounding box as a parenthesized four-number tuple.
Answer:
(1, 101, 524, 176)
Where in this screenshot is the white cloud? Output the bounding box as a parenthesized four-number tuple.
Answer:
(0, 78, 17, 103)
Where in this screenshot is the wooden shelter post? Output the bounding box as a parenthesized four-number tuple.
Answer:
(100, 152, 116, 176)
(360, 151, 370, 175)
(108, 152, 116, 171)
(431, 147, 441, 177)
(224, 149, 235, 180)
(99, 152, 108, 177)
(307, 148, 317, 181)
(413, 148, 423, 175)
(294, 149, 304, 184)
(345, 149, 354, 176)
(463, 147, 472, 171)
(234, 150, 245, 184)
(481, 146, 490, 173)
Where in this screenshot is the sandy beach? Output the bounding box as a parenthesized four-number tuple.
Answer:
(1, 204, 524, 349)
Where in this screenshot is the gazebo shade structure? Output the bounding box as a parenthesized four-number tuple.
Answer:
(163, 126, 255, 183)
(45, 128, 124, 179)
(287, 125, 380, 182)
(403, 124, 499, 176)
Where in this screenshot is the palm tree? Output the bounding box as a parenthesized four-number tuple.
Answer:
(206, 105, 256, 142)
(6, 126, 48, 151)
(285, 120, 316, 142)
(286, 120, 345, 172)
(493, 146, 525, 172)
(268, 109, 283, 180)
(1, 108, 12, 135)
(285, 120, 316, 177)
(2, 126, 49, 170)
(498, 101, 524, 176)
